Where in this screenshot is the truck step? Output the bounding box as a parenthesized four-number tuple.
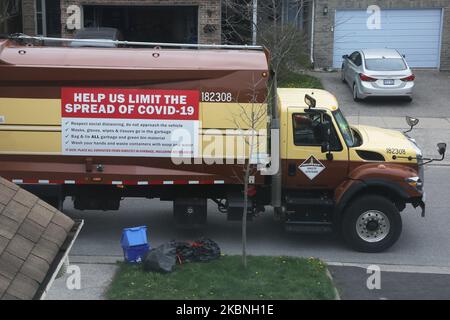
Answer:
(285, 196, 334, 207)
(285, 221, 333, 234)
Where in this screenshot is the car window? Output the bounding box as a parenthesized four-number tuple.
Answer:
(354, 53, 362, 66)
(365, 58, 407, 71)
(292, 113, 342, 151)
(349, 52, 359, 63)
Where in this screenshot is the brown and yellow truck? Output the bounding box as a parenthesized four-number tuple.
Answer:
(0, 35, 445, 252)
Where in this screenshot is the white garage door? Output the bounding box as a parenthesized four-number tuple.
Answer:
(333, 9, 443, 68)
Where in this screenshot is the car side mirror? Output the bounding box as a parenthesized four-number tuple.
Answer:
(342, 54, 348, 59)
(405, 116, 419, 133)
(438, 143, 447, 156)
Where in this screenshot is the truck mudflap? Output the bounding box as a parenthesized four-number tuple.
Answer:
(35, 219, 84, 300)
(419, 201, 426, 217)
(412, 192, 426, 218)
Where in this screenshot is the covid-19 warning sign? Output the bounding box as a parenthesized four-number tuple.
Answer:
(61, 88, 200, 157)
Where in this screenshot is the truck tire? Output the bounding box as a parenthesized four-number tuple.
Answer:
(342, 195, 402, 253)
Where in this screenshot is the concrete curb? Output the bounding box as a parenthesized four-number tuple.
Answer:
(325, 268, 341, 300)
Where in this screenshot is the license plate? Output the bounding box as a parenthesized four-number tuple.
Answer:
(384, 79, 395, 85)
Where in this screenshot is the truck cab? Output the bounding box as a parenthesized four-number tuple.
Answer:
(276, 88, 431, 252)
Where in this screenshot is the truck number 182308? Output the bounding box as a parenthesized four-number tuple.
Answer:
(201, 91, 233, 103)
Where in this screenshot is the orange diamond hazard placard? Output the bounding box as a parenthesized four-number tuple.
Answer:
(299, 156, 325, 180)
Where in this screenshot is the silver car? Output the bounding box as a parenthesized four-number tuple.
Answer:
(341, 49, 415, 102)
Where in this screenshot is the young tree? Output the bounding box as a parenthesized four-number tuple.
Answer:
(231, 75, 269, 268)
(222, 0, 311, 78)
(0, 0, 21, 34)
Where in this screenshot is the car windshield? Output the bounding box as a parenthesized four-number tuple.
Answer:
(365, 58, 407, 71)
(333, 109, 355, 147)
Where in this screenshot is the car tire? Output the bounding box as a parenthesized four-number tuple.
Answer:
(352, 83, 360, 102)
(405, 96, 413, 103)
(341, 195, 402, 253)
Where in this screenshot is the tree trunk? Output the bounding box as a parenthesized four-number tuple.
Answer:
(242, 161, 250, 268)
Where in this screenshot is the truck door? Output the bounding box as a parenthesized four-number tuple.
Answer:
(284, 108, 349, 190)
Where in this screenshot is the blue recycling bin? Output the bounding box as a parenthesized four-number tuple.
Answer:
(121, 226, 150, 263)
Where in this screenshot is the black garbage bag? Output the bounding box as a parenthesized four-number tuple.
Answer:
(172, 238, 221, 264)
(143, 243, 176, 273)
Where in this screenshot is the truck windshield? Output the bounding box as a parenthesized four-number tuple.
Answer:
(333, 110, 355, 147)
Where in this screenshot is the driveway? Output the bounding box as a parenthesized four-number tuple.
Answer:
(313, 70, 450, 118)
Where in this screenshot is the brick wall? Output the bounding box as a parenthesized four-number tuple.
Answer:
(21, 0, 35, 35)
(313, 0, 450, 70)
(60, 0, 221, 44)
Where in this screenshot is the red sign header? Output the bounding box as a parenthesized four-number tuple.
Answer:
(61, 88, 199, 120)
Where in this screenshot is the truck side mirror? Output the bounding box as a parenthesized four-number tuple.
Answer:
(320, 124, 334, 160)
(405, 116, 419, 133)
(305, 94, 316, 109)
(438, 143, 447, 156)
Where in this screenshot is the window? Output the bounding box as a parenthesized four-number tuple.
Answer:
(292, 113, 342, 151)
(35, 0, 61, 37)
(349, 51, 359, 62)
(333, 109, 355, 147)
(365, 58, 407, 71)
(353, 53, 362, 66)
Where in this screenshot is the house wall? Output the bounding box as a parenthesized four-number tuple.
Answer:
(313, 0, 450, 70)
(22, 0, 221, 44)
(22, 0, 36, 35)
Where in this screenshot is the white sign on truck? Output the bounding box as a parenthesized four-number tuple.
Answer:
(61, 88, 200, 157)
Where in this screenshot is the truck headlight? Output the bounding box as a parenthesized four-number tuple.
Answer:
(405, 176, 423, 191)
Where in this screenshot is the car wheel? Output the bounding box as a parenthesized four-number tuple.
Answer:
(352, 83, 360, 101)
(341, 66, 346, 83)
(405, 96, 413, 103)
(342, 195, 402, 253)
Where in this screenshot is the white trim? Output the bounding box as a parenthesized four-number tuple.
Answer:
(64, 180, 75, 184)
(163, 181, 174, 185)
(137, 181, 149, 185)
(111, 181, 122, 185)
(189, 181, 200, 184)
(437, 8, 444, 70)
(12, 179, 23, 184)
(41, 0, 47, 36)
(214, 180, 225, 184)
(38, 180, 49, 184)
(39, 220, 84, 300)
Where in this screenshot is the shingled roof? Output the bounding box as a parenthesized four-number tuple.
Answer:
(0, 177, 75, 300)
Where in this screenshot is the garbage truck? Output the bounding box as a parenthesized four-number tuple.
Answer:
(0, 34, 445, 252)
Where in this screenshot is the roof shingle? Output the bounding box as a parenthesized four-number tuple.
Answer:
(0, 177, 76, 300)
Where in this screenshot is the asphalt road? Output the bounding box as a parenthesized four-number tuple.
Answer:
(65, 165, 450, 268)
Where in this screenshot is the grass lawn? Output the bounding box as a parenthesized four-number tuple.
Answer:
(278, 71, 324, 89)
(106, 255, 336, 300)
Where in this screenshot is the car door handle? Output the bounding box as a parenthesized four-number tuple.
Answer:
(288, 163, 297, 176)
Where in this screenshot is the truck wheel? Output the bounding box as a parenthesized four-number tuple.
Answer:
(342, 195, 402, 253)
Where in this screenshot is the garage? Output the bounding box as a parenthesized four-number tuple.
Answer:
(333, 9, 443, 68)
(83, 5, 199, 43)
